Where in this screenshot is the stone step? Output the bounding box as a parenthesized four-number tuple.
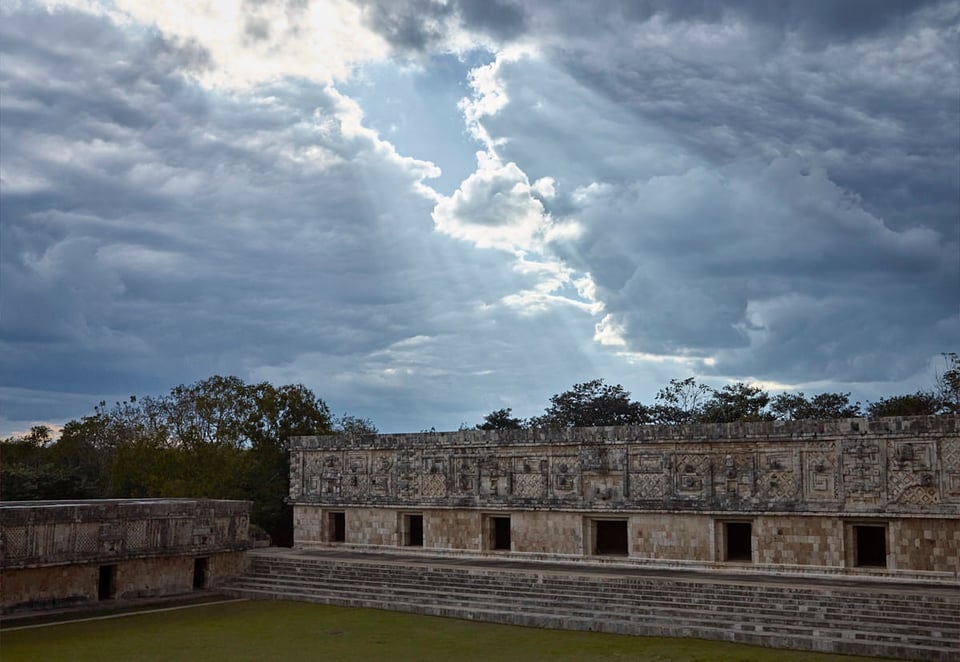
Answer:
(233, 552, 960, 661)
(223, 584, 958, 662)
(227, 575, 959, 641)
(248, 558, 958, 608)
(240, 564, 960, 623)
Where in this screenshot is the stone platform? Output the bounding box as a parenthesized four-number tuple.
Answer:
(224, 547, 960, 661)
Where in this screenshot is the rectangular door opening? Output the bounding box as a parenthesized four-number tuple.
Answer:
(98, 565, 117, 601)
(403, 514, 424, 546)
(193, 557, 208, 590)
(328, 511, 345, 543)
(492, 516, 511, 551)
(854, 525, 887, 567)
(594, 520, 628, 556)
(725, 522, 752, 562)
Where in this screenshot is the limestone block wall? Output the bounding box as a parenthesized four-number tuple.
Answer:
(890, 518, 960, 573)
(632, 513, 714, 561)
(289, 417, 959, 577)
(0, 499, 252, 613)
(753, 516, 844, 567)
(510, 511, 583, 555)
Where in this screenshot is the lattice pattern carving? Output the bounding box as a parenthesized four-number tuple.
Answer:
(513, 472, 546, 498)
(3, 526, 27, 558)
(125, 521, 147, 549)
(761, 452, 797, 501)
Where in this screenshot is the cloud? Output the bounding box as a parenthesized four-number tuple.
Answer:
(2, 0, 957, 437)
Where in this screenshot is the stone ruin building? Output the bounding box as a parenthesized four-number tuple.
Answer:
(0, 499, 250, 613)
(288, 416, 960, 578)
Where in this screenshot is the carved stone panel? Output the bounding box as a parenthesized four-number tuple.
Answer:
(421, 456, 448, 497)
(629, 453, 669, 500)
(551, 455, 579, 498)
(454, 456, 479, 495)
(302, 452, 326, 496)
(320, 454, 342, 497)
(887, 441, 938, 505)
(342, 453, 369, 497)
(479, 454, 511, 497)
(942, 439, 960, 503)
(712, 453, 756, 501)
(842, 439, 882, 504)
(582, 473, 624, 504)
(760, 451, 797, 502)
(395, 451, 420, 499)
(674, 453, 711, 499)
(802, 444, 838, 501)
(370, 452, 393, 496)
(512, 457, 547, 498)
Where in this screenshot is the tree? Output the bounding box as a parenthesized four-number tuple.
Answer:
(700, 382, 773, 423)
(533, 379, 648, 428)
(866, 392, 941, 417)
(934, 352, 960, 415)
(476, 408, 524, 430)
(651, 378, 711, 424)
(770, 392, 861, 420)
(336, 414, 379, 436)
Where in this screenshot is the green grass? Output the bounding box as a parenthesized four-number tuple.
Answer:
(1, 600, 891, 662)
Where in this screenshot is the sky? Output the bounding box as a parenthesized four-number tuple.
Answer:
(1, 0, 958, 436)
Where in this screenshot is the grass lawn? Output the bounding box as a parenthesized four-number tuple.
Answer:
(1, 600, 891, 661)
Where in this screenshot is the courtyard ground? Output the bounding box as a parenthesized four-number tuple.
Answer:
(1, 599, 894, 661)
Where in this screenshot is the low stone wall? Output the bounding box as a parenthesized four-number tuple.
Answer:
(0, 499, 251, 613)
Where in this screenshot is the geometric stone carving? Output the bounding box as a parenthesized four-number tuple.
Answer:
(760, 452, 796, 502)
(513, 456, 547, 498)
(842, 439, 882, 504)
(551, 455, 579, 497)
(712, 453, 755, 500)
(802, 445, 838, 501)
(674, 453, 710, 499)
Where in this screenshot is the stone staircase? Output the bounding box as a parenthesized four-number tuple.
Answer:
(223, 549, 960, 661)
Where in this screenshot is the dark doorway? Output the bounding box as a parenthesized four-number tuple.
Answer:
(855, 525, 887, 567)
(595, 520, 628, 555)
(98, 565, 116, 601)
(405, 514, 424, 546)
(725, 522, 752, 561)
(193, 557, 208, 589)
(329, 512, 345, 543)
(492, 516, 511, 550)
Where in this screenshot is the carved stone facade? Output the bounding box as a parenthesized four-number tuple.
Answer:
(0, 499, 251, 612)
(289, 417, 960, 578)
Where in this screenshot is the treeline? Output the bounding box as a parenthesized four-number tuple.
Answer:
(2, 355, 957, 542)
(0, 375, 375, 545)
(476, 354, 960, 430)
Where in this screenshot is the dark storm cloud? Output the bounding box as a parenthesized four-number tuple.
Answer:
(357, 0, 526, 53)
(442, 2, 958, 386)
(0, 6, 533, 429)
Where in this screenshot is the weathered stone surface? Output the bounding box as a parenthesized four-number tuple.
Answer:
(0, 499, 251, 613)
(288, 417, 960, 578)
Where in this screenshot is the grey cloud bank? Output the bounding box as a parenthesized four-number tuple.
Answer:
(1, 1, 957, 435)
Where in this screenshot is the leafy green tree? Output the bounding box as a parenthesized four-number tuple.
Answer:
(651, 378, 711, 424)
(476, 408, 524, 430)
(866, 392, 941, 417)
(700, 382, 773, 423)
(770, 392, 861, 420)
(532, 379, 648, 428)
